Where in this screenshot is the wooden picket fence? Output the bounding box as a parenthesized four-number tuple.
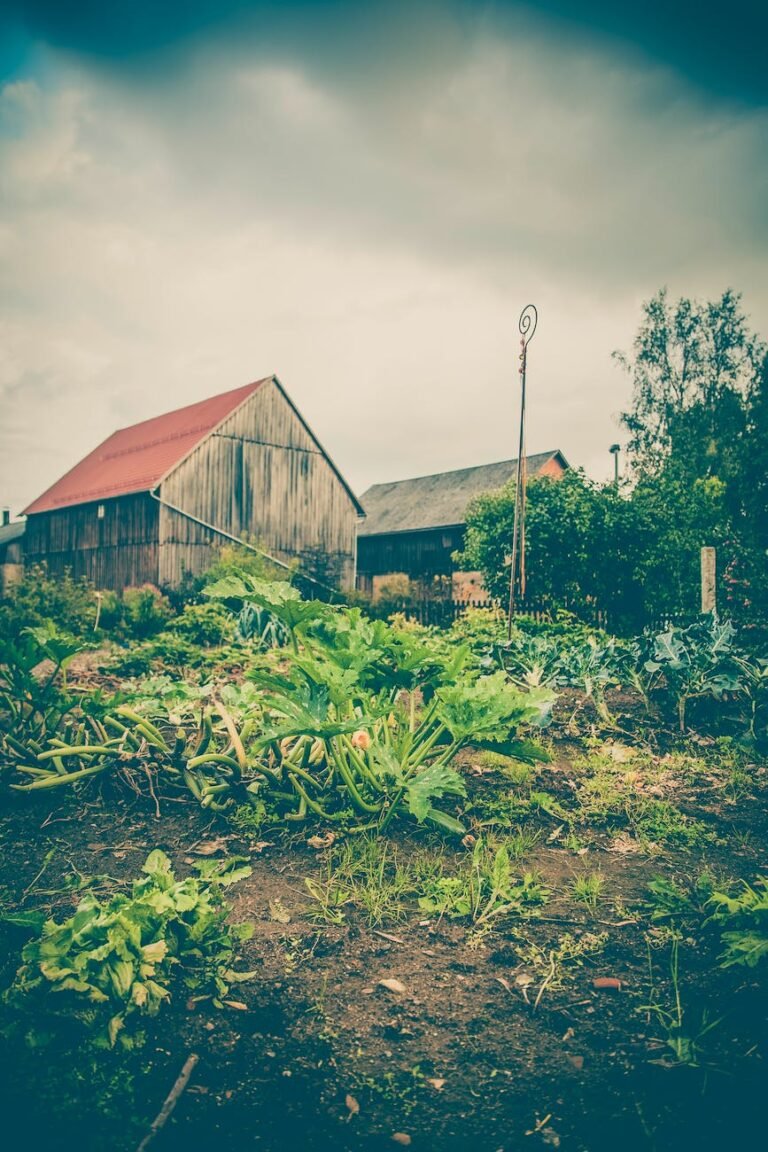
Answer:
(378, 596, 613, 631)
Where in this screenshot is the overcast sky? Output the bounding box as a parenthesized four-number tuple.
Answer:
(1, 0, 767, 516)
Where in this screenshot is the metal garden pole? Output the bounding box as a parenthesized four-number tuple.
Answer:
(508, 304, 537, 637)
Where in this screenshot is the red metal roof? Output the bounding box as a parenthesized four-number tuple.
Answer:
(23, 379, 269, 516)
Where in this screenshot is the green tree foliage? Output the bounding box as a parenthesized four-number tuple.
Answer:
(459, 289, 768, 629)
(456, 471, 647, 630)
(614, 287, 764, 474)
(616, 289, 767, 623)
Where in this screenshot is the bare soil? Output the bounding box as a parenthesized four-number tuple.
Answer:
(1, 732, 766, 1152)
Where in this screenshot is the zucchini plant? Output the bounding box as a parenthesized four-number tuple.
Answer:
(2, 579, 552, 837)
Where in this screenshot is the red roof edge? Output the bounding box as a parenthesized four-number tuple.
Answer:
(22, 379, 269, 516)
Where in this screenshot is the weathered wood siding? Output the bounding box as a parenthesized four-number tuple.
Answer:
(158, 379, 359, 589)
(356, 525, 466, 590)
(23, 495, 160, 590)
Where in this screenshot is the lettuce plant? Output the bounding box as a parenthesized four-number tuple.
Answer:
(4, 851, 254, 1048)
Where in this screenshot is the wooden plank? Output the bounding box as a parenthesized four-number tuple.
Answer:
(701, 546, 716, 614)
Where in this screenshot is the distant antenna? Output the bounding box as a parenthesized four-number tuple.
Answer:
(508, 304, 537, 636)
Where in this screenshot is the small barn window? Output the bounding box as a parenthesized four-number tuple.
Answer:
(97, 504, 105, 519)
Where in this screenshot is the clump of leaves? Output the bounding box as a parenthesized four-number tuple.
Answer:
(3, 851, 254, 1048)
(169, 601, 234, 647)
(640, 937, 722, 1068)
(0, 622, 109, 779)
(495, 629, 564, 690)
(642, 615, 741, 732)
(627, 797, 717, 850)
(418, 838, 548, 925)
(645, 873, 716, 925)
(709, 876, 768, 968)
(304, 836, 427, 927)
(557, 635, 625, 726)
(107, 633, 207, 677)
(569, 870, 605, 909)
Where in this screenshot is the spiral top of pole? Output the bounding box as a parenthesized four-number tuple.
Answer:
(518, 303, 538, 347)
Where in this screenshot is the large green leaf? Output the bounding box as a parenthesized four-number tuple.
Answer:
(23, 621, 86, 672)
(204, 573, 327, 631)
(436, 673, 552, 744)
(423, 808, 467, 836)
(404, 763, 467, 822)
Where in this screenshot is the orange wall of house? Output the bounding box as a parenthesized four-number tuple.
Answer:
(538, 458, 566, 479)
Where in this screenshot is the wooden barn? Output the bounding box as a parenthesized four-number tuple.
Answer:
(22, 376, 363, 592)
(356, 451, 568, 600)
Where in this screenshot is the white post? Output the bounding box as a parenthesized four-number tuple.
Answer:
(701, 547, 716, 615)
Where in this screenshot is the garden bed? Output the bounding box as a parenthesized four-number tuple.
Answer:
(1, 727, 766, 1152)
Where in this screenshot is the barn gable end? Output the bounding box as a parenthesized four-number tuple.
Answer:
(157, 377, 361, 589)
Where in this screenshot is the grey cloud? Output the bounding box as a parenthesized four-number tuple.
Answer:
(91, 27, 768, 287)
(1, 11, 767, 518)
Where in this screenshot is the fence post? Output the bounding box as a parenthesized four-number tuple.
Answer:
(701, 547, 716, 615)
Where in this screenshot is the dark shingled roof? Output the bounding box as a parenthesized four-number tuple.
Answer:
(0, 520, 25, 547)
(358, 451, 567, 536)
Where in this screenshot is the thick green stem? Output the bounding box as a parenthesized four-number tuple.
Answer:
(339, 735, 384, 793)
(328, 744, 380, 814)
(186, 752, 242, 773)
(114, 707, 169, 750)
(37, 744, 117, 760)
(378, 787, 405, 833)
(407, 738, 461, 781)
(406, 720, 448, 768)
(10, 763, 109, 790)
(283, 759, 323, 792)
(288, 775, 346, 822)
(283, 781, 308, 821)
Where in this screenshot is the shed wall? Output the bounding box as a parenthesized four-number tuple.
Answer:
(23, 495, 160, 590)
(356, 525, 465, 588)
(356, 458, 568, 591)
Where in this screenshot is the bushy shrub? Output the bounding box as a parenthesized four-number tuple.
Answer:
(120, 585, 174, 639)
(450, 606, 507, 650)
(106, 602, 236, 676)
(169, 601, 233, 647)
(0, 563, 98, 638)
(107, 634, 205, 677)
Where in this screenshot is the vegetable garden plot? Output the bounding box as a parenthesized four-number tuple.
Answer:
(1, 586, 767, 1150)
